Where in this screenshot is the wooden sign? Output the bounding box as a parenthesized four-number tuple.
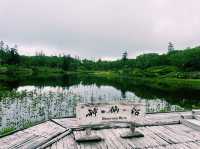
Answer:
(76, 102, 146, 125)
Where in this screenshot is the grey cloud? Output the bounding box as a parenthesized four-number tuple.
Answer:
(0, 0, 200, 59)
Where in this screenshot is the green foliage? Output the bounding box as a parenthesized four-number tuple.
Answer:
(135, 53, 170, 68)
(146, 66, 179, 76)
(91, 71, 118, 79)
(167, 47, 200, 70)
(0, 66, 7, 74)
(0, 127, 16, 137)
(131, 68, 146, 77)
(1, 41, 200, 76)
(0, 44, 20, 65)
(6, 66, 33, 76)
(62, 55, 80, 71)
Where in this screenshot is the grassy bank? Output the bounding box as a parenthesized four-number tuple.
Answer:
(145, 78, 200, 91)
(87, 68, 200, 93)
(0, 120, 43, 138)
(0, 65, 63, 76)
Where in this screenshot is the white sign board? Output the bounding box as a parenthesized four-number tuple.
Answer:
(76, 102, 146, 125)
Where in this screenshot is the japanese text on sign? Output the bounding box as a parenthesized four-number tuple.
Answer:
(76, 102, 146, 124)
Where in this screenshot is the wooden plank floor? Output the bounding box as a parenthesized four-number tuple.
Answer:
(0, 121, 66, 149)
(46, 124, 200, 149)
(0, 111, 193, 149)
(52, 112, 190, 129)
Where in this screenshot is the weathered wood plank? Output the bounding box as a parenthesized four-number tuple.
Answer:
(114, 128, 136, 149)
(0, 121, 66, 149)
(52, 112, 190, 129)
(38, 129, 72, 149)
(97, 129, 117, 149)
(182, 119, 200, 131)
(45, 124, 200, 149)
(2, 111, 200, 149)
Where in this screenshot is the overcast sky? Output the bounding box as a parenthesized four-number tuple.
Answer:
(0, 0, 200, 60)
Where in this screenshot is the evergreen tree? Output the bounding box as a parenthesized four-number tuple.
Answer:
(9, 47, 20, 65)
(168, 42, 174, 52)
(62, 55, 72, 71)
(122, 51, 128, 61)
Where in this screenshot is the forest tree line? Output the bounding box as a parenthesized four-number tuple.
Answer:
(1, 40, 200, 72)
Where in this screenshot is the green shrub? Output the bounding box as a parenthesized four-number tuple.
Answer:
(0, 127, 16, 136)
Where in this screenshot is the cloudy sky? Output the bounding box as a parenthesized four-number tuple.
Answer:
(0, 0, 200, 60)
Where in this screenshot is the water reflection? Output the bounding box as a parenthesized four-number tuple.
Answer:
(0, 84, 184, 133)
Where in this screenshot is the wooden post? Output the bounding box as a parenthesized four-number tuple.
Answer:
(86, 128, 91, 136)
(130, 122, 135, 133)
